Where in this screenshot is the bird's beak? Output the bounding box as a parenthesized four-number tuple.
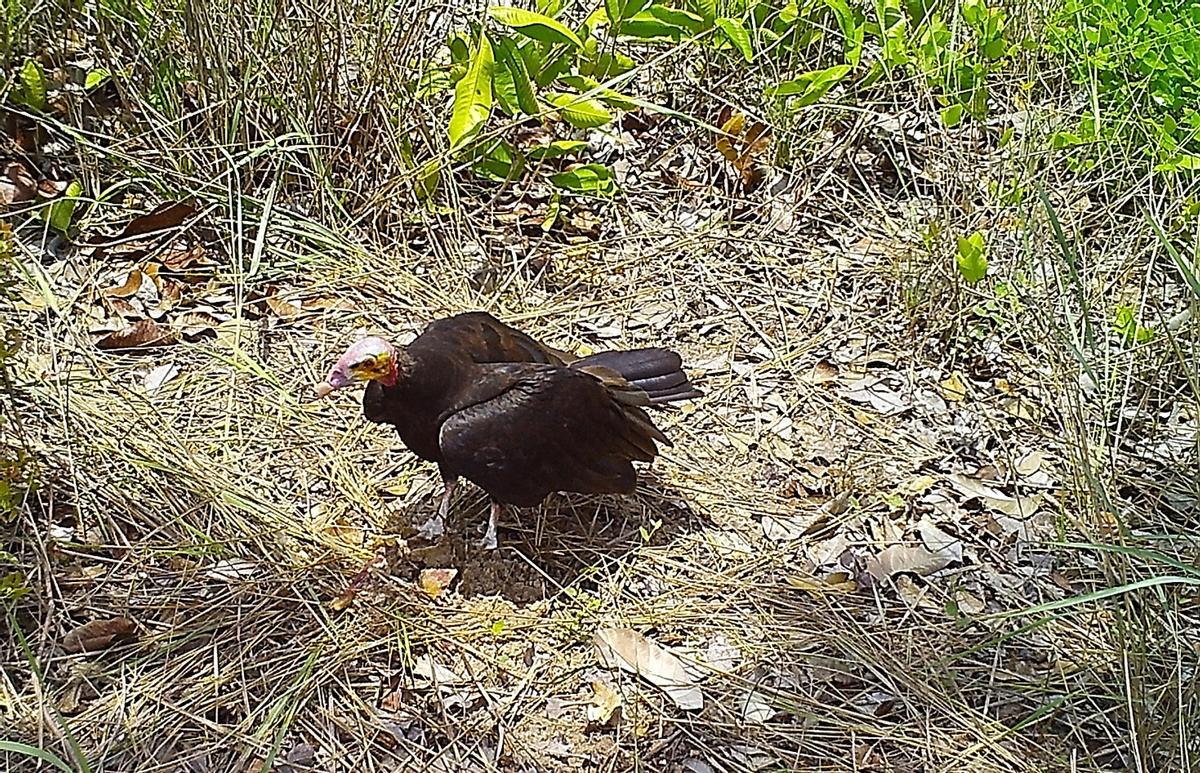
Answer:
(315, 366, 353, 399)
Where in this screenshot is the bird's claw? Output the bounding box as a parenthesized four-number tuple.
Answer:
(475, 525, 498, 550)
(417, 514, 445, 541)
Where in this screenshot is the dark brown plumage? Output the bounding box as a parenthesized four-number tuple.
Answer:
(317, 312, 701, 547)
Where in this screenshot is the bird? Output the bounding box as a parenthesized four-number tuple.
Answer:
(315, 311, 701, 548)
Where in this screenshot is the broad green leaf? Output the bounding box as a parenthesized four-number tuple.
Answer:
(715, 18, 752, 61)
(580, 38, 636, 78)
(495, 37, 539, 115)
(690, 0, 717, 23)
(489, 6, 583, 48)
(546, 92, 612, 128)
(492, 65, 519, 115)
(551, 163, 618, 196)
(645, 4, 705, 34)
(414, 159, 441, 202)
(822, 0, 864, 65)
(940, 103, 964, 128)
(767, 64, 852, 108)
(84, 68, 110, 90)
(605, 0, 624, 25)
(558, 75, 637, 109)
(528, 139, 589, 160)
(448, 34, 471, 63)
(469, 141, 524, 182)
(18, 59, 47, 111)
(448, 33, 495, 150)
(534, 46, 575, 87)
(620, 17, 686, 40)
(41, 181, 83, 234)
(955, 231, 988, 283)
(1154, 154, 1200, 173)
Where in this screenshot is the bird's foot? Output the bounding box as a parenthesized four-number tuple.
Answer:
(417, 514, 445, 541)
(475, 502, 501, 550)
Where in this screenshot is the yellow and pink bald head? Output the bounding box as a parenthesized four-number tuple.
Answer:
(315, 336, 398, 397)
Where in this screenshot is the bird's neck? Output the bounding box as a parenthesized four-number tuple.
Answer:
(380, 346, 412, 388)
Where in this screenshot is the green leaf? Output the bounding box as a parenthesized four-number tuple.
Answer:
(822, 0, 864, 65)
(489, 6, 583, 48)
(495, 37, 539, 115)
(0, 741, 73, 773)
(528, 139, 589, 160)
(448, 33, 495, 151)
(17, 59, 47, 111)
(690, 0, 717, 23)
(1154, 154, 1200, 173)
(469, 141, 524, 182)
(955, 231, 988, 283)
(558, 75, 637, 109)
(620, 17, 686, 40)
(542, 191, 562, 231)
(84, 68, 110, 90)
(546, 92, 612, 128)
(645, 4, 705, 34)
(715, 18, 753, 61)
(767, 64, 852, 108)
(580, 38, 636, 78)
(414, 159, 441, 202)
(940, 103, 964, 128)
(40, 181, 83, 234)
(550, 163, 618, 196)
(1114, 304, 1155, 344)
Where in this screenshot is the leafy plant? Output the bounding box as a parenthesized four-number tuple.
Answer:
(955, 231, 988, 283)
(1045, 0, 1200, 170)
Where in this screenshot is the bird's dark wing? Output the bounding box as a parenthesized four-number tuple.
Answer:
(437, 364, 670, 507)
(415, 311, 575, 366)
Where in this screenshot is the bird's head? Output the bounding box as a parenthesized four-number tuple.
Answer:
(315, 336, 399, 398)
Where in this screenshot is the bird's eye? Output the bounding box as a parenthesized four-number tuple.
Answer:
(351, 356, 375, 370)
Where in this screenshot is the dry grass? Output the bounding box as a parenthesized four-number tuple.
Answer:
(3, 1, 1200, 772)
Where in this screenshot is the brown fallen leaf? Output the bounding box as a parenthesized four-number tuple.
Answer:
(587, 680, 622, 724)
(786, 573, 857, 595)
(119, 200, 196, 238)
(95, 319, 176, 350)
(418, 568, 458, 599)
(866, 544, 954, 582)
(265, 295, 302, 319)
(102, 269, 144, 298)
(594, 627, 703, 710)
(939, 371, 968, 401)
(160, 245, 209, 271)
(0, 161, 37, 207)
(62, 617, 136, 654)
(802, 360, 840, 385)
(173, 311, 219, 340)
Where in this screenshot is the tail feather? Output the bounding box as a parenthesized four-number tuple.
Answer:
(572, 346, 701, 406)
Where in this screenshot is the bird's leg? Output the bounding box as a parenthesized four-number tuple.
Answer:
(476, 500, 502, 550)
(417, 475, 456, 541)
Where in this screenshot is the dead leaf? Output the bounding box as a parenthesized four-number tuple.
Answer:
(1015, 450, 1048, 477)
(866, 544, 954, 581)
(741, 690, 779, 723)
(786, 573, 858, 595)
(947, 474, 1043, 518)
(939, 372, 968, 401)
(62, 617, 136, 654)
(102, 269, 143, 298)
(119, 200, 196, 238)
(0, 161, 37, 206)
(594, 627, 703, 710)
(412, 654, 465, 685)
(143, 363, 179, 394)
(954, 589, 986, 615)
(418, 568, 458, 599)
(266, 295, 301, 319)
(161, 245, 209, 271)
(95, 319, 176, 350)
(802, 360, 839, 384)
(916, 519, 963, 562)
(173, 311, 219, 340)
(586, 680, 621, 724)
